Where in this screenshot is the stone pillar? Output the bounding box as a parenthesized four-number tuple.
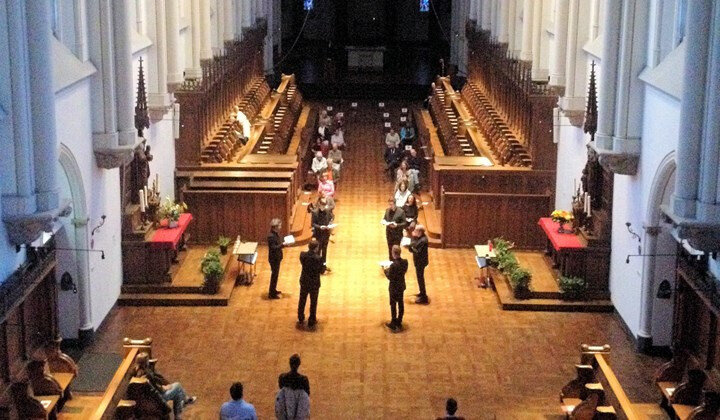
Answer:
(549, 0, 568, 87)
(89, 1, 118, 146)
(187, 0, 202, 78)
(563, 0, 580, 97)
(697, 3, 720, 222)
(26, 0, 59, 212)
(497, 0, 508, 43)
(5, 1, 35, 207)
(519, 0, 533, 61)
(166, 0, 183, 86)
(638, 225, 661, 351)
(265, 0, 274, 74)
(241, 0, 253, 28)
(531, 0, 543, 79)
(72, 217, 93, 335)
(589, 0, 601, 39)
(489, 0, 497, 36)
(112, 0, 137, 147)
(224, 0, 235, 41)
(148, 0, 173, 112)
(482, 0, 491, 30)
(594, 1, 622, 151)
(73, 0, 87, 60)
(507, 0, 517, 54)
(200, 0, 213, 59)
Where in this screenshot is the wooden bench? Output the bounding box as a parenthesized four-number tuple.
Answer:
(655, 350, 720, 419)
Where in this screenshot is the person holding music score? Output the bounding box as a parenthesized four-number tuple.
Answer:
(267, 218, 291, 299)
(297, 239, 326, 329)
(311, 199, 334, 272)
(383, 198, 407, 260)
(384, 245, 408, 331)
(409, 224, 430, 304)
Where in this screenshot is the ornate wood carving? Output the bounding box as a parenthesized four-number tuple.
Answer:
(135, 57, 150, 137)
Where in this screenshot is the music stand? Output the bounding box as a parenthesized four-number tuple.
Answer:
(237, 252, 257, 285)
(475, 256, 489, 288)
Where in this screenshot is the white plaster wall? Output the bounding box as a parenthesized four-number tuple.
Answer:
(55, 164, 80, 338)
(55, 80, 124, 331)
(147, 116, 177, 201)
(609, 85, 680, 337)
(554, 122, 589, 210)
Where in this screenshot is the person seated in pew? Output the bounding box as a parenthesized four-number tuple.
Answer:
(403, 194, 420, 234)
(396, 160, 416, 193)
(318, 109, 332, 129)
(394, 181, 412, 208)
(385, 127, 401, 148)
(317, 172, 335, 199)
(133, 352, 197, 420)
(400, 121, 416, 148)
(328, 143, 343, 174)
(384, 144, 402, 181)
(311, 152, 327, 175)
(326, 158, 340, 184)
(330, 128, 345, 149)
(406, 148, 422, 191)
(220, 382, 257, 420)
(436, 398, 465, 420)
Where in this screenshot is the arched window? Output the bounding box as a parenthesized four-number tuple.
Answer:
(420, 0, 430, 13)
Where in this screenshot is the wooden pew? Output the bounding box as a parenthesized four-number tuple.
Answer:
(655, 351, 720, 419)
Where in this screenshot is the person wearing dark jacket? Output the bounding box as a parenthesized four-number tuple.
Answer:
(267, 218, 285, 299)
(278, 354, 310, 395)
(383, 199, 407, 260)
(311, 201, 333, 270)
(409, 224, 430, 304)
(297, 239, 326, 328)
(384, 245, 408, 331)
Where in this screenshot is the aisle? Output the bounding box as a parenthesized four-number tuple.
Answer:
(88, 101, 662, 419)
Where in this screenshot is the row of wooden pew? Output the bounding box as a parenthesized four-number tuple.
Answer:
(201, 77, 271, 164)
(428, 91, 462, 155)
(461, 82, 532, 167)
(655, 350, 720, 419)
(265, 81, 303, 154)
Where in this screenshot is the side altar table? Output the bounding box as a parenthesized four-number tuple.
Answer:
(122, 213, 193, 285)
(538, 218, 610, 299)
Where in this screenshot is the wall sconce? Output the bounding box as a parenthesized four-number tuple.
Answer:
(626, 222, 642, 254)
(91, 215, 106, 237)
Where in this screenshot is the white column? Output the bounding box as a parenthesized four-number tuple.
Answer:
(112, 0, 136, 147)
(489, 0, 497, 36)
(638, 227, 659, 345)
(73, 0, 87, 60)
(531, 0, 544, 79)
(241, 0, 252, 28)
(507, 0, 517, 54)
(224, 0, 235, 41)
(498, 0, 509, 43)
(6, 1, 36, 206)
(88, 0, 119, 143)
(482, 0, 491, 30)
(26, 0, 59, 212)
(563, 0, 580, 97)
(264, 0, 274, 73)
(549, 0, 568, 86)
(166, 0, 184, 85)
(148, 0, 172, 110)
(519, 0, 533, 61)
(589, 0, 601, 39)
(697, 3, 720, 222)
(187, 0, 202, 77)
(594, 1, 621, 151)
(216, 0, 225, 50)
(200, 0, 213, 59)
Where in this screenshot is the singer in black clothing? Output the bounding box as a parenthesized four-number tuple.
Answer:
(267, 218, 285, 299)
(409, 225, 430, 304)
(383, 199, 407, 260)
(311, 201, 333, 270)
(298, 239, 326, 328)
(384, 245, 408, 331)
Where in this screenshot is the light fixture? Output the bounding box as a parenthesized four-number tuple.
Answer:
(626, 222, 642, 254)
(91, 215, 107, 237)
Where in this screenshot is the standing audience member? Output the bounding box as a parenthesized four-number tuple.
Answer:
(267, 218, 285, 299)
(384, 245, 408, 331)
(409, 225, 430, 304)
(385, 127, 400, 148)
(276, 354, 310, 419)
(297, 239, 325, 328)
(133, 352, 197, 420)
(383, 198, 407, 260)
(220, 382, 257, 420)
(384, 144, 402, 180)
(436, 398, 465, 420)
(311, 201, 333, 268)
(394, 180, 411, 208)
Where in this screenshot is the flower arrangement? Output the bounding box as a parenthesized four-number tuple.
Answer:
(551, 210, 574, 225)
(490, 237, 532, 298)
(158, 197, 187, 223)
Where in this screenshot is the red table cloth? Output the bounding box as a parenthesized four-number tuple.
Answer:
(150, 213, 193, 249)
(538, 217, 585, 251)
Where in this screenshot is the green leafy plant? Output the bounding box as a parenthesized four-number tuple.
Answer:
(559, 276, 586, 298)
(496, 253, 518, 274)
(509, 268, 532, 291)
(217, 236, 231, 255)
(201, 250, 224, 294)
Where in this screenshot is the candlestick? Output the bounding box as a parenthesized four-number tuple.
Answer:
(155, 174, 159, 193)
(139, 189, 146, 213)
(587, 195, 592, 217)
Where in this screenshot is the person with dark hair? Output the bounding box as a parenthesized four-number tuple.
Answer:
(297, 239, 326, 328)
(384, 245, 408, 331)
(133, 352, 196, 419)
(383, 198, 407, 260)
(409, 224, 430, 304)
(276, 354, 310, 419)
(267, 218, 286, 299)
(436, 398, 465, 420)
(311, 201, 333, 270)
(220, 382, 257, 420)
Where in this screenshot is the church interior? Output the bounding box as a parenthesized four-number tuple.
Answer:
(1, 0, 720, 418)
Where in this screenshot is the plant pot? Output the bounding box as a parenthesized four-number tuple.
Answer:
(560, 292, 584, 301)
(219, 245, 228, 255)
(203, 278, 221, 294)
(513, 287, 531, 300)
(168, 220, 179, 228)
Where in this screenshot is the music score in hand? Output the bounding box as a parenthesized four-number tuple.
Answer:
(319, 223, 338, 230)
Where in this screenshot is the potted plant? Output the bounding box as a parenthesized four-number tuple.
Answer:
(559, 276, 587, 300)
(201, 250, 223, 294)
(217, 236, 231, 255)
(509, 268, 532, 299)
(158, 197, 187, 228)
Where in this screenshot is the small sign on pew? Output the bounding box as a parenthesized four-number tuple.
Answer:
(337, 112, 344, 117)
(378, 102, 385, 108)
(327, 106, 333, 111)
(383, 112, 390, 118)
(400, 117, 407, 122)
(401, 108, 408, 113)
(384, 122, 391, 128)
(351, 102, 358, 108)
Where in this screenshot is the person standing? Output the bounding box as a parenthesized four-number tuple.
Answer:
(276, 354, 310, 419)
(384, 245, 408, 331)
(311, 201, 333, 271)
(297, 239, 326, 328)
(409, 225, 429, 304)
(268, 218, 285, 299)
(220, 382, 258, 420)
(383, 198, 407, 260)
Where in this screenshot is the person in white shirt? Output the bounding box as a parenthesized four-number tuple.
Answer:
(310, 152, 327, 174)
(385, 128, 400, 148)
(330, 128, 345, 149)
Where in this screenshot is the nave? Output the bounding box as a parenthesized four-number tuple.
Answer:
(84, 102, 661, 419)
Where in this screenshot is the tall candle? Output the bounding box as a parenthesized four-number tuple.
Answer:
(155, 174, 159, 193)
(586, 195, 591, 216)
(139, 189, 146, 212)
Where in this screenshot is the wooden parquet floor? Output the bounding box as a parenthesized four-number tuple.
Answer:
(89, 102, 665, 419)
